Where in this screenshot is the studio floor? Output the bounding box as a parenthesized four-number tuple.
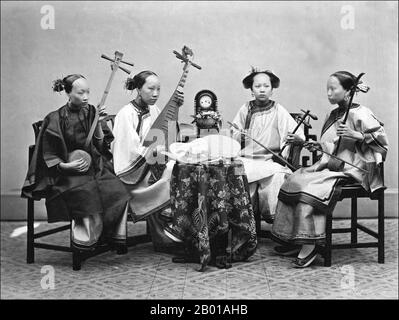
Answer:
(1, 219, 398, 299)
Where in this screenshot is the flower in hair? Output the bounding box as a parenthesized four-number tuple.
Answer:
(356, 80, 370, 93)
(249, 66, 259, 74)
(52, 79, 64, 92)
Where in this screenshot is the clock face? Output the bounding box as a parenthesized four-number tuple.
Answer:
(199, 95, 212, 109)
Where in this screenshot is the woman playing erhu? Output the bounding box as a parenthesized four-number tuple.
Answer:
(272, 71, 388, 268)
(230, 68, 305, 224)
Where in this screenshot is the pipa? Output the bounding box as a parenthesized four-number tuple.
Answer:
(118, 46, 201, 183)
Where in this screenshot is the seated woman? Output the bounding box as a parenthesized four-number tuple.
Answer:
(271, 71, 388, 268)
(230, 68, 305, 224)
(22, 74, 130, 253)
(111, 70, 183, 253)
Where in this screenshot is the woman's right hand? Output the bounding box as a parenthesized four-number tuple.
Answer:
(303, 140, 321, 152)
(59, 158, 90, 173)
(285, 133, 305, 145)
(239, 129, 252, 144)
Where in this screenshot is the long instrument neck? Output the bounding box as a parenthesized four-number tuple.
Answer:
(98, 66, 119, 108)
(84, 55, 122, 149)
(293, 112, 309, 134)
(342, 94, 354, 125)
(141, 62, 191, 149)
(333, 88, 356, 156)
(174, 64, 190, 93)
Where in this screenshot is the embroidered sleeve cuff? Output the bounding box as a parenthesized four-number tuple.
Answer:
(45, 157, 63, 168)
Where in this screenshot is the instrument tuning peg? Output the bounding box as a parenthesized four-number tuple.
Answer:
(303, 120, 312, 128)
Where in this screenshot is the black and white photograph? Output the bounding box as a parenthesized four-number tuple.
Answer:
(0, 0, 398, 305)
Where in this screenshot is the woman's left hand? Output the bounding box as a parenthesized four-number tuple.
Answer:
(336, 122, 364, 140)
(98, 105, 108, 121)
(152, 144, 166, 157)
(285, 133, 305, 145)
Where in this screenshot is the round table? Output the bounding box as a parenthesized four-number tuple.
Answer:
(166, 158, 257, 270)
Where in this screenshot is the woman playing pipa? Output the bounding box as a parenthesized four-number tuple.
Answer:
(112, 70, 184, 252)
(111, 46, 199, 252)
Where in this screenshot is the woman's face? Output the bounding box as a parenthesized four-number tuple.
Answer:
(327, 76, 349, 105)
(68, 78, 89, 107)
(138, 75, 161, 105)
(252, 73, 273, 102)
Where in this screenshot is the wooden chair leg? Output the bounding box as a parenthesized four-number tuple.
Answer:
(351, 196, 358, 244)
(26, 198, 35, 264)
(378, 193, 385, 264)
(252, 185, 261, 234)
(72, 248, 82, 271)
(324, 212, 332, 267)
(255, 211, 261, 234)
(146, 220, 152, 240)
(71, 224, 82, 271)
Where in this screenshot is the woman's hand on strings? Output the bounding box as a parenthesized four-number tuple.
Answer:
(303, 140, 321, 152)
(285, 132, 305, 145)
(233, 127, 251, 143)
(151, 144, 166, 157)
(98, 105, 108, 121)
(336, 122, 364, 141)
(241, 129, 252, 144)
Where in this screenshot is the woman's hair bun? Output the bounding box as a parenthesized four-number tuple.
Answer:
(52, 79, 65, 92)
(331, 71, 370, 93)
(124, 76, 137, 91)
(124, 71, 158, 91)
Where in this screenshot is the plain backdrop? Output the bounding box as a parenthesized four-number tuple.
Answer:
(1, 1, 397, 218)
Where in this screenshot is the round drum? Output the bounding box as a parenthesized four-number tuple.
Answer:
(67, 149, 92, 172)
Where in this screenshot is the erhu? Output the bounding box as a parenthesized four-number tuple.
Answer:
(326, 72, 370, 172)
(67, 51, 133, 170)
(271, 108, 318, 169)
